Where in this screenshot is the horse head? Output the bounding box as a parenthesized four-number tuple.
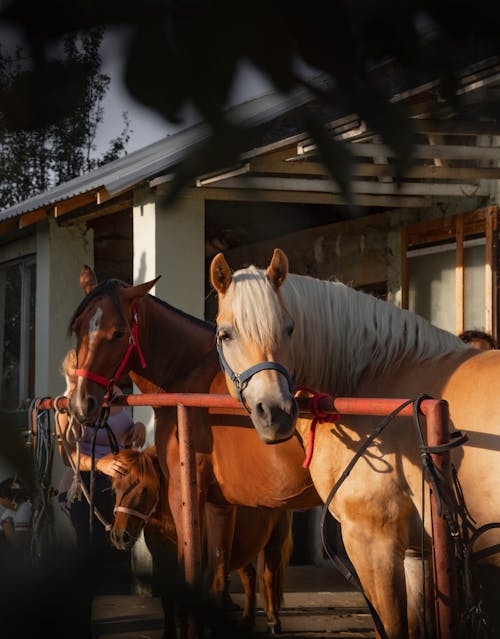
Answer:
(110, 447, 160, 550)
(210, 248, 297, 444)
(67, 265, 160, 425)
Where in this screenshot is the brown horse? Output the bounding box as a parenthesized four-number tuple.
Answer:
(67, 266, 320, 615)
(209, 248, 500, 639)
(111, 446, 292, 634)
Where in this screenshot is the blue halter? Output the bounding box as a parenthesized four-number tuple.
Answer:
(216, 337, 296, 413)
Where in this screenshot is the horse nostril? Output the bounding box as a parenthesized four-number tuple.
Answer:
(256, 402, 270, 422)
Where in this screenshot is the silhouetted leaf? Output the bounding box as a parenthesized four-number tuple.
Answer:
(301, 108, 354, 203)
(0, 60, 91, 130)
(164, 121, 263, 204)
(357, 94, 416, 179)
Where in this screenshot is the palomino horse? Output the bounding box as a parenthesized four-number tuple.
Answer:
(111, 446, 292, 634)
(210, 248, 500, 639)
(67, 266, 320, 611)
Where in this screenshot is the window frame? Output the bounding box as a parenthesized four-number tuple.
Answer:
(0, 254, 36, 410)
(401, 205, 498, 338)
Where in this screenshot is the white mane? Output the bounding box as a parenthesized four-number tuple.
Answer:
(226, 265, 468, 395)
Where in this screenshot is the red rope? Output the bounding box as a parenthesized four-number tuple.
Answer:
(295, 387, 340, 468)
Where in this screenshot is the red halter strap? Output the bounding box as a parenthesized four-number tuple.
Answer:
(75, 304, 147, 395)
(296, 387, 340, 469)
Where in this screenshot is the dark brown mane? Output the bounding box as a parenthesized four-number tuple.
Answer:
(67, 278, 130, 337)
(111, 446, 159, 495)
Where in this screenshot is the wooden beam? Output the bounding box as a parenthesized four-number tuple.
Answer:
(455, 214, 464, 335)
(204, 176, 490, 197)
(251, 157, 500, 181)
(298, 141, 500, 162)
(19, 209, 49, 229)
(406, 205, 499, 247)
(485, 208, 494, 333)
(401, 226, 409, 310)
(58, 196, 134, 225)
(188, 186, 431, 208)
(413, 119, 500, 137)
(0, 218, 18, 236)
(53, 191, 101, 217)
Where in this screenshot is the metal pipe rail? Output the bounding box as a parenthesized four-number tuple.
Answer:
(34, 393, 457, 639)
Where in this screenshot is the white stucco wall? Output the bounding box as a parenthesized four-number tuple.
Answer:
(133, 190, 205, 317)
(131, 189, 205, 442)
(131, 189, 205, 579)
(35, 220, 94, 543)
(35, 221, 94, 398)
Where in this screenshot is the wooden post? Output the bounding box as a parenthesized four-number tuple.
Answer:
(455, 214, 464, 335)
(424, 400, 458, 639)
(177, 403, 202, 585)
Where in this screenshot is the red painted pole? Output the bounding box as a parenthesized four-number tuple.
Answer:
(177, 403, 202, 585)
(34, 392, 458, 636)
(424, 399, 458, 639)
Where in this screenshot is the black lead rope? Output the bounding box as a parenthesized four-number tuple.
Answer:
(88, 406, 114, 536)
(319, 397, 416, 639)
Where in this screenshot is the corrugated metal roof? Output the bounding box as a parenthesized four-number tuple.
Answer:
(0, 83, 320, 223)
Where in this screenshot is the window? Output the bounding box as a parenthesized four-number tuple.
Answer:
(0, 256, 36, 411)
(402, 206, 497, 338)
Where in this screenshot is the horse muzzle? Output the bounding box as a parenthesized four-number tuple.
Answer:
(251, 398, 298, 444)
(110, 527, 136, 550)
(68, 393, 100, 426)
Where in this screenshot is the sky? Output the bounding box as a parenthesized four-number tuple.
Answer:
(95, 29, 275, 156)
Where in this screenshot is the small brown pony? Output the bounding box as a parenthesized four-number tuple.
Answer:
(111, 447, 292, 634)
(67, 266, 320, 618)
(210, 248, 500, 639)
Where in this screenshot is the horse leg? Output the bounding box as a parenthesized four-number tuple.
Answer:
(238, 563, 257, 628)
(205, 502, 237, 610)
(258, 511, 293, 635)
(340, 521, 411, 639)
(404, 549, 434, 637)
(144, 527, 179, 639)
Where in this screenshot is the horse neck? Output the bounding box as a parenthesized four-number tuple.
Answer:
(147, 460, 176, 541)
(286, 274, 467, 396)
(131, 295, 219, 392)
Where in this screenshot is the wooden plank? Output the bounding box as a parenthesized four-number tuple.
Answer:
(298, 141, 500, 162)
(455, 215, 464, 335)
(0, 218, 18, 235)
(406, 206, 499, 247)
(19, 209, 49, 229)
(413, 119, 500, 136)
(53, 191, 100, 217)
(58, 196, 134, 225)
(187, 186, 432, 208)
(486, 209, 494, 333)
(251, 156, 500, 181)
(401, 226, 409, 310)
(427, 134, 447, 168)
(205, 176, 490, 197)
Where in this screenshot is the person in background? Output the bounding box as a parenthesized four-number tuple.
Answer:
(458, 329, 497, 351)
(0, 477, 32, 552)
(56, 348, 146, 594)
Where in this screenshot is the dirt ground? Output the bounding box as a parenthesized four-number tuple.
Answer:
(92, 563, 376, 639)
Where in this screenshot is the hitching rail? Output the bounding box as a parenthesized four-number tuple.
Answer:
(35, 393, 456, 639)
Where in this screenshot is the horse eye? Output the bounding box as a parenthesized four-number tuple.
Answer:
(218, 329, 232, 342)
(112, 330, 125, 340)
(284, 323, 294, 338)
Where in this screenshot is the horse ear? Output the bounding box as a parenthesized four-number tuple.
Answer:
(210, 252, 232, 295)
(266, 248, 288, 291)
(121, 276, 161, 303)
(80, 264, 98, 295)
